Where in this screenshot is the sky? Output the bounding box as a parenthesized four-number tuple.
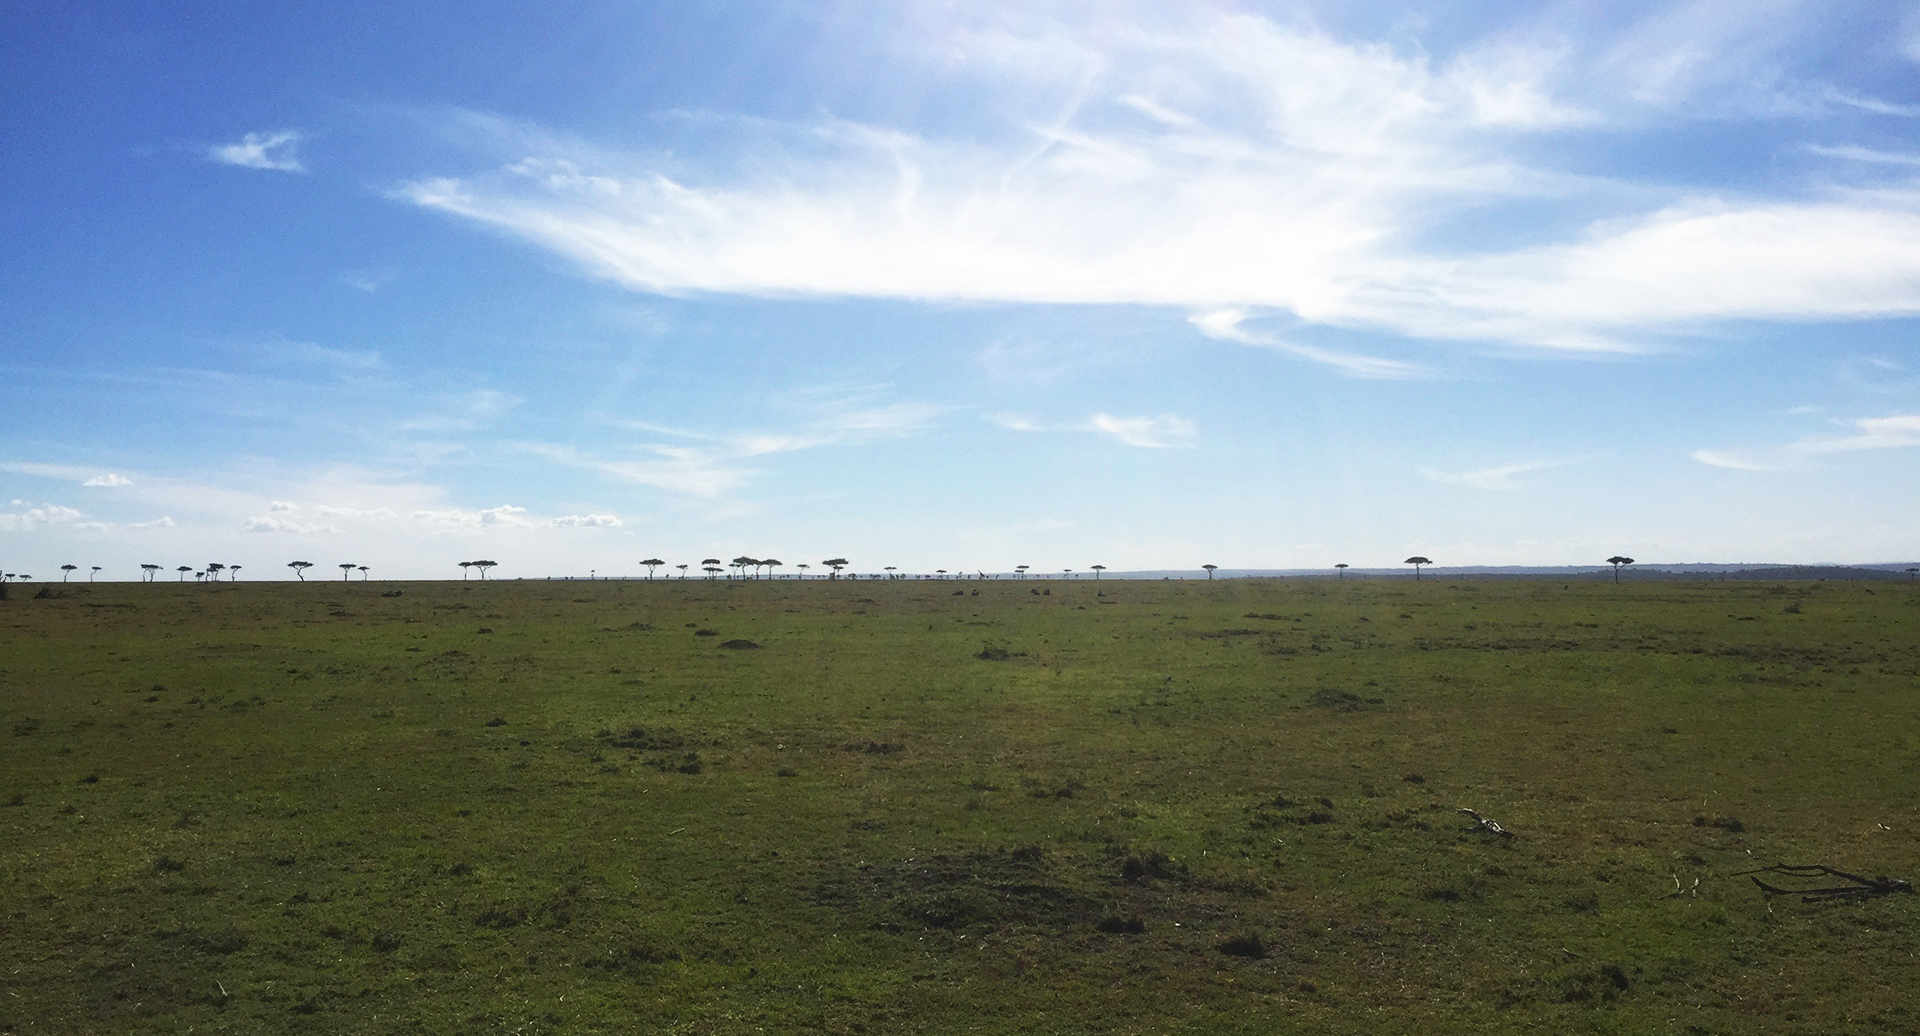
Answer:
(4, 0, 1920, 581)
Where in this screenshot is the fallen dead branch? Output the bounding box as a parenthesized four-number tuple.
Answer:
(1735, 864, 1912, 902)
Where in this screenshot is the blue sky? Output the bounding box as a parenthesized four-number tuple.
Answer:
(4, 0, 1920, 580)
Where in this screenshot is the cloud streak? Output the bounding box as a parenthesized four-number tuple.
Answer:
(989, 411, 1196, 448)
(397, 8, 1920, 354)
(209, 130, 306, 172)
(1422, 458, 1579, 490)
(1693, 414, 1920, 471)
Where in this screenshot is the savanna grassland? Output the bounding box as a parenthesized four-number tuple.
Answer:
(4, 576, 1919, 1035)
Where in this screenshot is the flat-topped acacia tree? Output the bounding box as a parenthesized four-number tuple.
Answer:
(288, 561, 312, 581)
(176, 566, 192, 581)
(474, 560, 497, 580)
(339, 563, 355, 581)
(1405, 556, 1432, 581)
(1335, 563, 1349, 579)
(1606, 556, 1635, 583)
(824, 558, 848, 580)
(1202, 564, 1217, 580)
(640, 558, 664, 580)
(60, 564, 77, 581)
(140, 564, 160, 582)
(1091, 564, 1106, 580)
(90, 566, 101, 582)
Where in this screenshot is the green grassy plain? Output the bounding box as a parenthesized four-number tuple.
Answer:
(3, 576, 1918, 1034)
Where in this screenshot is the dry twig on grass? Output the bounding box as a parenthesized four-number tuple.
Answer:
(1735, 864, 1912, 902)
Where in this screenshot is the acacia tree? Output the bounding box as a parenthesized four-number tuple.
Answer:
(796, 563, 809, 579)
(340, 563, 355, 582)
(289, 561, 313, 581)
(824, 558, 848, 580)
(884, 566, 897, 580)
(207, 563, 225, 583)
(60, 564, 77, 582)
(141, 563, 160, 582)
(1606, 556, 1635, 584)
(677, 563, 689, 579)
(358, 565, 369, 580)
(640, 558, 664, 580)
(1202, 564, 1217, 580)
(1091, 564, 1106, 580)
(764, 558, 783, 579)
(1335, 563, 1349, 579)
(229, 565, 241, 581)
(703, 564, 722, 579)
(474, 560, 497, 580)
(176, 565, 192, 581)
(90, 566, 101, 582)
(1405, 556, 1432, 581)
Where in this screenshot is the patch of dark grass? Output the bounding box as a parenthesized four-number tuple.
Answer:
(1218, 931, 1268, 958)
(1307, 688, 1384, 710)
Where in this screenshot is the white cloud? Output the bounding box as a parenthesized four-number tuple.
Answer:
(408, 504, 621, 530)
(985, 413, 1048, 432)
(315, 505, 398, 519)
(240, 515, 341, 535)
(412, 504, 535, 528)
(272, 342, 384, 371)
(396, 9, 1920, 354)
(550, 392, 942, 499)
(1694, 413, 1920, 471)
(0, 504, 85, 531)
(1191, 308, 1428, 379)
(1422, 458, 1577, 490)
(549, 513, 623, 528)
(1804, 144, 1920, 166)
(989, 410, 1195, 447)
(208, 130, 305, 172)
(267, 500, 297, 512)
(1087, 413, 1195, 448)
(4, 462, 143, 486)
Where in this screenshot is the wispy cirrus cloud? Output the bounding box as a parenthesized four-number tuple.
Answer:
(988, 411, 1195, 448)
(3, 461, 135, 486)
(396, 6, 1920, 355)
(1693, 413, 1920, 471)
(240, 500, 620, 533)
(208, 130, 305, 172)
(1087, 413, 1194, 448)
(551, 392, 945, 499)
(1190, 308, 1427, 379)
(1422, 458, 1580, 490)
